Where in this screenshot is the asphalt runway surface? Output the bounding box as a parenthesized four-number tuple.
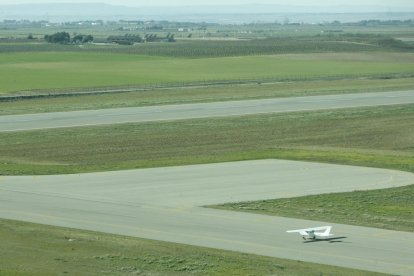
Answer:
(1, 90, 413, 132)
(1, 160, 414, 275)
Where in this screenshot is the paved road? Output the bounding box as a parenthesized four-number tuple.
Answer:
(1, 90, 413, 132)
(1, 160, 414, 275)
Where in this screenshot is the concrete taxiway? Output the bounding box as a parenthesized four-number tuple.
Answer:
(0, 90, 413, 132)
(1, 160, 414, 275)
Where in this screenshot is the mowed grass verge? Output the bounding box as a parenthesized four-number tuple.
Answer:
(1, 52, 413, 94)
(211, 184, 414, 232)
(0, 219, 385, 276)
(0, 104, 413, 175)
(1, 77, 414, 116)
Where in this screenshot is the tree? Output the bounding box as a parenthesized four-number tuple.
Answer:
(44, 32, 71, 44)
(72, 34, 83, 44)
(45, 32, 93, 44)
(82, 35, 94, 43)
(73, 34, 94, 44)
(166, 33, 176, 42)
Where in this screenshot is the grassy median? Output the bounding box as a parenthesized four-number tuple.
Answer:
(1, 77, 413, 116)
(0, 104, 413, 175)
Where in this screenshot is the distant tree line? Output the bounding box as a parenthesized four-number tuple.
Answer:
(107, 33, 175, 45)
(44, 32, 93, 44)
(354, 19, 414, 26)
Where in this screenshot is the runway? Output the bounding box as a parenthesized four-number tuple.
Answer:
(1, 160, 414, 275)
(1, 90, 413, 132)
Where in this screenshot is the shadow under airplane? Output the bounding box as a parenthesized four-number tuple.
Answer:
(303, 236, 348, 243)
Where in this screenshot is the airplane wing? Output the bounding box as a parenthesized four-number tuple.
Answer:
(287, 226, 332, 234)
(286, 229, 309, 235)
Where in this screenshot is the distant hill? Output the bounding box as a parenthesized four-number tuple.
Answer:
(0, 3, 413, 23)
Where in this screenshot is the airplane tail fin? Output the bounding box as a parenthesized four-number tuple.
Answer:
(323, 226, 332, 235)
(320, 226, 334, 237)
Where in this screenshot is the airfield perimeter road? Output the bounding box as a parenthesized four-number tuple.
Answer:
(1, 160, 414, 275)
(1, 90, 414, 274)
(0, 90, 414, 132)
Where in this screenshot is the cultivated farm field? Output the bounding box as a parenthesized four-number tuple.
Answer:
(1, 51, 413, 94)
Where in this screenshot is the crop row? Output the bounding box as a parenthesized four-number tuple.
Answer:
(0, 35, 412, 58)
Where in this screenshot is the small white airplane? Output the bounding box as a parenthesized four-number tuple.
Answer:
(287, 226, 334, 240)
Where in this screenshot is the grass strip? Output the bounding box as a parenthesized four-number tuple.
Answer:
(210, 184, 414, 232)
(1, 77, 413, 116)
(0, 104, 413, 175)
(0, 219, 386, 276)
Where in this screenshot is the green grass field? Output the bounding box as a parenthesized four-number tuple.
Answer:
(1, 52, 413, 94)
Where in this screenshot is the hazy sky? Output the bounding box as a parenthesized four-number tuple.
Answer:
(1, 0, 413, 6)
